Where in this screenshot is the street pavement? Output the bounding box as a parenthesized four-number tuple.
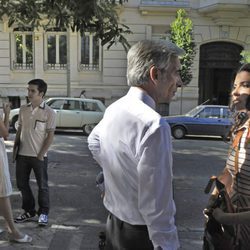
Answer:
(0, 132, 229, 249)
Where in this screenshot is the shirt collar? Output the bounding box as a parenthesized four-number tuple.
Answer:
(127, 87, 156, 110)
(27, 101, 45, 109)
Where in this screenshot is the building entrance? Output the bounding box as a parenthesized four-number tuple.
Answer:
(199, 42, 243, 105)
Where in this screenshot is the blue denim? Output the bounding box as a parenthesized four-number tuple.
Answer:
(16, 155, 49, 215)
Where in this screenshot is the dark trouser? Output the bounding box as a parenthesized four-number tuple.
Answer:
(16, 155, 49, 215)
(105, 213, 154, 250)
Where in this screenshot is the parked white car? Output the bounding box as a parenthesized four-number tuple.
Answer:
(9, 97, 106, 135)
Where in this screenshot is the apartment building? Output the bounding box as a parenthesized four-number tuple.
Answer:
(0, 0, 249, 115)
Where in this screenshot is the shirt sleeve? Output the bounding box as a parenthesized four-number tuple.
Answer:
(18, 106, 23, 127)
(88, 122, 102, 164)
(137, 122, 179, 250)
(46, 109, 56, 131)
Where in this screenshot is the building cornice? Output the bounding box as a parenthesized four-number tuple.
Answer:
(198, 3, 250, 25)
(139, 1, 190, 15)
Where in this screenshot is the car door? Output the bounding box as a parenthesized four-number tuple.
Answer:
(46, 99, 65, 127)
(59, 100, 83, 128)
(81, 100, 105, 125)
(220, 107, 233, 136)
(190, 107, 223, 136)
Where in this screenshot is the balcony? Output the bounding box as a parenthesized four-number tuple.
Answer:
(13, 62, 33, 70)
(198, 1, 250, 25)
(44, 63, 67, 70)
(78, 63, 100, 71)
(139, 0, 190, 15)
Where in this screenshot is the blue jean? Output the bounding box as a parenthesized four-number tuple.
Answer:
(16, 155, 49, 215)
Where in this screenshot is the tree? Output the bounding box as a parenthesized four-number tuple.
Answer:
(169, 9, 196, 85)
(240, 50, 250, 63)
(0, 0, 131, 51)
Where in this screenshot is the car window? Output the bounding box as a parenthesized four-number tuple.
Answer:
(47, 99, 64, 110)
(222, 108, 231, 118)
(82, 101, 101, 112)
(198, 107, 220, 118)
(209, 108, 221, 118)
(186, 106, 204, 117)
(63, 100, 81, 110)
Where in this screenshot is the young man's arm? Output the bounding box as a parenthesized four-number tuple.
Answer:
(14, 126, 21, 146)
(37, 108, 56, 161)
(37, 130, 55, 161)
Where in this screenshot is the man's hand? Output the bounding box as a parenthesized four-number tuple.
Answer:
(37, 153, 44, 161)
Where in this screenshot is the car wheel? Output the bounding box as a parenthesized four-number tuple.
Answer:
(172, 126, 186, 139)
(83, 124, 96, 136)
(12, 116, 19, 132)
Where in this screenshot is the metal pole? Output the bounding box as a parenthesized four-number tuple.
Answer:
(180, 85, 183, 115)
(67, 31, 71, 97)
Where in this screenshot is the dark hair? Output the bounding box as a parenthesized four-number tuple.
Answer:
(28, 79, 47, 97)
(237, 63, 250, 73)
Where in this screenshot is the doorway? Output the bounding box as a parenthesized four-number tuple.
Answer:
(199, 42, 243, 105)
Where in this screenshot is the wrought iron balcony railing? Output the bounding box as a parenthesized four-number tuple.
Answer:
(13, 62, 33, 70)
(78, 63, 100, 71)
(45, 63, 67, 70)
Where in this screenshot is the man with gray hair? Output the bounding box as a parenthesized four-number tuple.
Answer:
(88, 40, 184, 250)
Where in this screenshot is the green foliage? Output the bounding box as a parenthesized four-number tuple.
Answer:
(169, 9, 196, 85)
(240, 50, 250, 63)
(0, 0, 131, 51)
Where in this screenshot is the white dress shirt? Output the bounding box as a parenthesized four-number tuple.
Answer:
(88, 87, 179, 250)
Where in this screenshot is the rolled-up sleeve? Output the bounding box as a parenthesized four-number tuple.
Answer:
(137, 123, 179, 250)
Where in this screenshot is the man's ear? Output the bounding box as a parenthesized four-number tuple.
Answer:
(149, 66, 158, 85)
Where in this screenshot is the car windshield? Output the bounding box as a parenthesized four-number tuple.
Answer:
(185, 106, 204, 117)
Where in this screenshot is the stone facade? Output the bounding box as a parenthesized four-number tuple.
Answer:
(0, 0, 250, 114)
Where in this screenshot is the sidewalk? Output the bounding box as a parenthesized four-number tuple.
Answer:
(0, 221, 203, 249)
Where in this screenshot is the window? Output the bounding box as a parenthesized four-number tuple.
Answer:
(47, 99, 64, 109)
(12, 32, 33, 70)
(198, 107, 220, 118)
(79, 33, 101, 71)
(81, 101, 98, 112)
(63, 100, 80, 110)
(222, 108, 231, 118)
(45, 32, 67, 70)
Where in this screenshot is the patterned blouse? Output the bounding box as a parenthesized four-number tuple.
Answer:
(226, 120, 250, 249)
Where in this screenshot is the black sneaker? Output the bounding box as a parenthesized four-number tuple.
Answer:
(14, 212, 36, 223)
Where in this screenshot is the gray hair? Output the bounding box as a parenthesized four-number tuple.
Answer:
(127, 40, 184, 87)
